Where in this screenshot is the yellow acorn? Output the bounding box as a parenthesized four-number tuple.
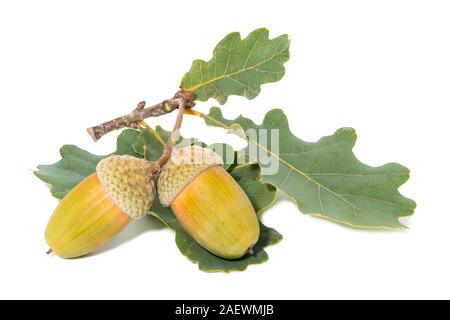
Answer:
(157, 146, 260, 259)
(45, 155, 156, 258)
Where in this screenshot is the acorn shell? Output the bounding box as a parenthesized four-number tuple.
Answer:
(45, 173, 132, 258)
(45, 155, 155, 258)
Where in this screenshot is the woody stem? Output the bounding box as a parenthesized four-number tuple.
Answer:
(86, 90, 194, 141)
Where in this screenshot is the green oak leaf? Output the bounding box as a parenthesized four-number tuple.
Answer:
(35, 127, 281, 272)
(132, 126, 171, 161)
(34, 145, 106, 200)
(230, 164, 277, 214)
(199, 107, 416, 229)
(116, 129, 142, 157)
(34, 129, 143, 199)
(180, 28, 290, 104)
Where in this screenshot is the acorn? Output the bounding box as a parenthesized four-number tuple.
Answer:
(45, 155, 157, 258)
(157, 146, 260, 259)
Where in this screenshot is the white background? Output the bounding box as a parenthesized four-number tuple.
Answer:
(0, 0, 449, 299)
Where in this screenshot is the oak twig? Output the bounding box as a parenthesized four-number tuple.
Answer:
(86, 90, 194, 141)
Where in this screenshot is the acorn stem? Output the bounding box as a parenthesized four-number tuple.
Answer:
(156, 97, 186, 168)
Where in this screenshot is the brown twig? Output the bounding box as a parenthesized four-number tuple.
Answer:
(86, 90, 194, 141)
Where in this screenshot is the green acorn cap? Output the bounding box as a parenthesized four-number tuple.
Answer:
(96, 155, 155, 219)
(157, 146, 224, 207)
